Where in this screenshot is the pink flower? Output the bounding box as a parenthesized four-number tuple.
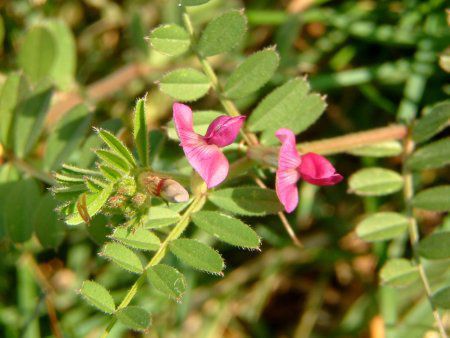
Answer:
(275, 128, 343, 213)
(173, 103, 245, 188)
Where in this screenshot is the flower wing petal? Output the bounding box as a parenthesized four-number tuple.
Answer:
(276, 169, 300, 213)
(204, 115, 246, 147)
(275, 128, 301, 171)
(299, 152, 343, 186)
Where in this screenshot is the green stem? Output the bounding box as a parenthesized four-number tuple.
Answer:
(100, 195, 205, 338)
(402, 131, 447, 338)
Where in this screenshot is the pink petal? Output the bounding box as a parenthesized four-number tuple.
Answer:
(173, 103, 194, 133)
(183, 141, 229, 188)
(299, 153, 343, 186)
(275, 128, 302, 171)
(276, 168, 300, 213)
(204, 115, 246, 147)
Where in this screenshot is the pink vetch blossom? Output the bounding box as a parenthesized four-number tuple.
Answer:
(173, 103, 245, 188)
(275, 128, 343, 213)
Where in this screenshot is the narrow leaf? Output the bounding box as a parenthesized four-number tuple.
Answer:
(413, 186, 450, 212)
(116, 306, 151, 332)
(418, 232, 450, 260)
(80, 280, 115, 314)
(159, 68, 210, 102)
(413, 101, 450, 143)
(181, 0, 209, 5)
(348, 167, 403, 196)
(96, 149, 130, 173)
(149, 24, 190, 56)
(208, 186, 282, 216)
(198, 10, 246, 57)
(380, 259, 419, 288)
(169, 238, 224, 274)
(348, 141, 403, 157)
(147, 264, 186, 300)
(101, 242, 143, 274)
(223, 49, 279, 99)
(192, 211, 260, 248)
(111, 227, 160, 251)
(406, 138, 450, 170)
(356, 212, 409, 242)
(44, 104, 91, 170)
(97, 129, 136, 167)
(248, 78, 326, 143)
(133, 98, 149, 166)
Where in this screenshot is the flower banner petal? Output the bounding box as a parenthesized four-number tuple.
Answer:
(204, 115, 246, 147)
(299, 152, 343, 186)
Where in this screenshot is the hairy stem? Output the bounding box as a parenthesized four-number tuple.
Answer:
(100, 195, 205, 338)
(402, 131, 447, 338)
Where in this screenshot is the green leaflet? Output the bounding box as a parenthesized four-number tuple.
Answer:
(87, 214, 111, 245)
(147, 264, 186, 301)
(0, 73, 30, 148)
(169, 238, 224, 274)
(348, 167, 403, 196)
(43, 104, 92, 170)
(97, 129, 136, 168)
(413, 101, 450, 143)
(145, 207, 181, 229)
(348, 141, 403, 157)
(111, 227, 160, 251)
(116, 306, 151, 331)
(192, 211, 260, 249)
(432, 287, 450, 309)
(180, 0, 210, 6)
(149, 24, 190, 56)
(159, 68, 210, 102)
(65, 184, 114, 225)
(101, 242, 143, 274)
(413, 185, 450, 212)
(18, 25, 57, 84)
(4, 179, 41, 243)
(208, 186, 282, 216)
(13, 86, 53, 158)
(46, 19, 76, 90)
(247, 78, 326, 144)
(34, 193, 66, 249)
(379, 259, 419, 288)
(198, 10, 246, 57)
(80, 280, 115, 314)
(406, 138, 450, 170)
(356, 212, 409, 242)
(133, 98, 149, 166)
(166, 110, 222, 140)
(96, 149, 130, 173)
(223, 49, 279, 99)
(418, 232, 450, 260)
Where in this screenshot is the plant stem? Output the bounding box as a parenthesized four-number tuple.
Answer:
(402, 131, 447, 338)
(100, 195, 205, 338)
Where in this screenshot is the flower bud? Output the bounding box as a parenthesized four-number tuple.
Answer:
(138, 172, 189, 203)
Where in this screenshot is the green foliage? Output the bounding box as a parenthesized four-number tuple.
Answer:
(101, 242, 144, 274)
(149, 24, 191, 56)
(116, 306, 151, 331)
(169, 238, 224, 274)
(413, 186, 450, 212)
(406, 138, 450, 170)
(348, 141, 403, 157)
(413, 101, 450, 143)
(223, 49, 279, 99)
(18, 26, 56, 84)
(181, 0, 209, 6)
(208, 186, 282, 216)
(379, 259, 419, 288)
(159, 68, 210, 101)
(133, 98, 149, 167)
(34, 193, 65, 249)
(197, 10, 246, 57)
(111, 227, 160, 251)
(432, 287, 450, 309)
(80, 280, 116, 314)
(95, 149, 131, 173)
(348, 167, 404, 196)
(43, 104, 91, 170)
(417, 232, 450, 260)
(97, 129, 136, 168)
(147, 264, 186, 300)
(192, 211, 260, 248)
(356, 212, 409, 242)
(247, 78, 326, 144)
(145, 207, 181, 229)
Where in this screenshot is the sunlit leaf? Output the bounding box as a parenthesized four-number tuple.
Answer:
(380, 259, 419, 288)
(97, 129, 136, 168)
(96, 149, 130, 173)
(348, 167, 403, 196)
(80, 280, 115, 314)
(418, 232, 450, 260)
(147, 264, 186, 300)
(159, 68, 210, 102)
(348, 141, 403, 157)
(145, 207, 181, 229)
(356, 212, 409, 242)
(180, 0, 209, 6)
(133, 98, 149, 167)
(111, 227, 160, 251)
(149, 24, 190, 56)
(413, 186, 450, 212)
(101, 242, 143, 274)
(413, 101, 450, 143)
(406, 138, 450, 170)
(432, 287, 450, 309)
